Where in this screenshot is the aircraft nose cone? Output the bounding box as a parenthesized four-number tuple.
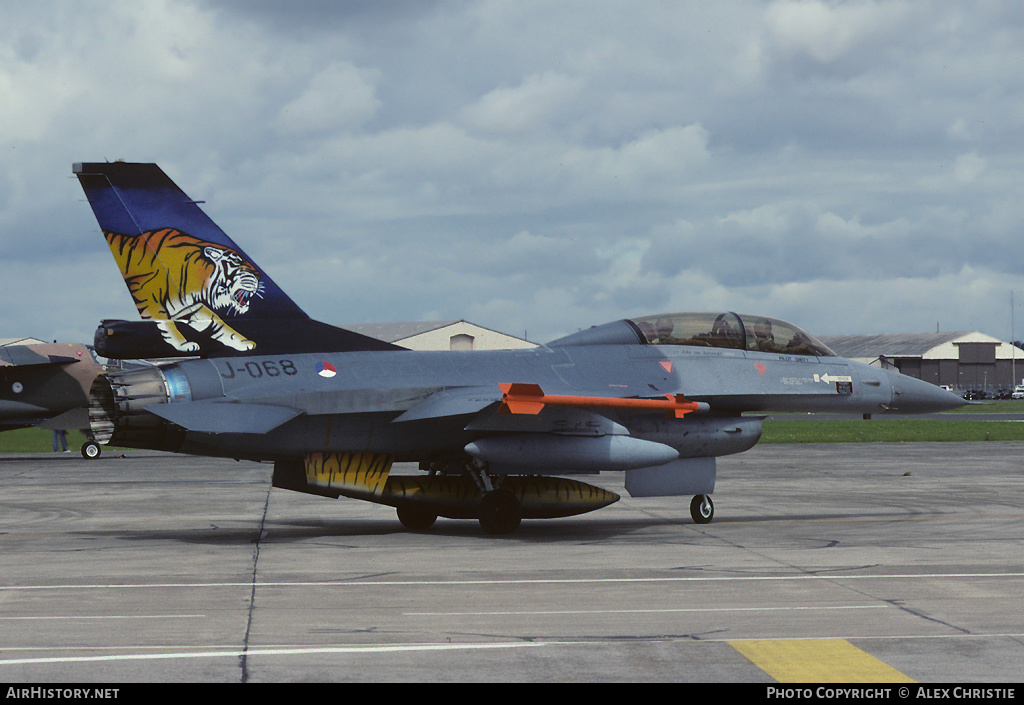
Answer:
(886, 372, 967, 414)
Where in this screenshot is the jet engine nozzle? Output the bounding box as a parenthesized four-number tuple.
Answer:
(89, 366, 184, 451)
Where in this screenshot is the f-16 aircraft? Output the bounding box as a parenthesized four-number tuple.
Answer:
(0, 340, 105, 458)
(73, 162, 966, 533)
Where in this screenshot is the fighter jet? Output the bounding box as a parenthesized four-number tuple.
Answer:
(73, 162, 966, 533)
(0, 339, 104, 458)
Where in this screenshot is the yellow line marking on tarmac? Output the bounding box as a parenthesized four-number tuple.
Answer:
(729, 638, 916, 683)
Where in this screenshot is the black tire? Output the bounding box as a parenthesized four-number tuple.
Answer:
(478, 490, 521, 535)
(690, 494, 714, 524)
(396, 504, 437, 530)
(81, 441, 102, 460)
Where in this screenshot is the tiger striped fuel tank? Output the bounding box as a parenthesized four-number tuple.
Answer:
(380, 475, 619, 519)
(282, 452, 619, 519)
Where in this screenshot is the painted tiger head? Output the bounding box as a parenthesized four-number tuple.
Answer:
(104, 228, 264, 352)
(197, 244, 263, 316)
(105, 228, 263, 319)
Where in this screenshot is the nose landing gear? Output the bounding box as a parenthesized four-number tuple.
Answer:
(690, 494, 714, 524)
(478, 489, 522, 535)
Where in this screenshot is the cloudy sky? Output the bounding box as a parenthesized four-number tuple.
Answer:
(3, 0, 1024, 346)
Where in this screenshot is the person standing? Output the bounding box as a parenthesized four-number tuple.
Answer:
(52, 429, 68, 452)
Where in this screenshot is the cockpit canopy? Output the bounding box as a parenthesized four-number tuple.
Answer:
(628, 312, 834, 356)
(549, 312, 835, 357)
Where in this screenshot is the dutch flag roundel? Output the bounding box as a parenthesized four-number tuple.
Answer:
(316, 361, 337, 378)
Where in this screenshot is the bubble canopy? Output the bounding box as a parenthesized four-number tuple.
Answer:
(549, 312, 835, 357)
(629, 312, 835, 356)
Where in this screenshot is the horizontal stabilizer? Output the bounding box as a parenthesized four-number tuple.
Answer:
(499, 382, 709, 418)
(146, 401, 301, 434)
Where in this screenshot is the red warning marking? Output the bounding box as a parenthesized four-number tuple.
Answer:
(754, 363, 767, 376)
(659, 361, 673, 372)
(499, 383, 707, 418)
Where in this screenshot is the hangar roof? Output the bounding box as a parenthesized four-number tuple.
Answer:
(1, 337, 47, 346)
(819, 332, 1016, 361)
(344, 320, 536, 350)
(819, 333, 966, 359)
(344, 321, 460, 344)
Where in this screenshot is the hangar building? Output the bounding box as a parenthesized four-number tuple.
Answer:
(345, 320, 536, 351)
(818, 332, 1024, 392)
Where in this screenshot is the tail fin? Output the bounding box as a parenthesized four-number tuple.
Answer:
(74, 162, 400, 357)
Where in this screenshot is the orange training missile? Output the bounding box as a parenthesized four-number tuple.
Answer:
(498, 383, 708, 418)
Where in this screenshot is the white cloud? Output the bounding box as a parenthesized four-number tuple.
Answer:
(763, 0, 913, 65)
(460, 71, 585, 135)
(0, 0, 1023, 347)
(274, 62, 381, 136)
(953, 152, 987, 184)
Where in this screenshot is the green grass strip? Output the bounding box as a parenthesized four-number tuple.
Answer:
(4, 414, 1024, 452)
(761, 419, 1024, 443)
(0, 428, 94, 453)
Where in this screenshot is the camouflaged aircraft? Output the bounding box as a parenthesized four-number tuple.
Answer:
(73, 162, 966, 534)
(0, 339, 104, 458)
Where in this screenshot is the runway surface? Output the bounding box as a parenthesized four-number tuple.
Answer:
(1, 442, 1022, 683)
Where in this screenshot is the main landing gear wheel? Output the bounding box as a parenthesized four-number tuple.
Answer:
(81, 441, 102, 460)
(396, 504, 437, 531)
(478, 490, 522, 535)
(690, 494, 714, 524)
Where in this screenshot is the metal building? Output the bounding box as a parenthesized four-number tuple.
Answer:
(344, 320, 536, 351)
(819, 332, 1024, 393)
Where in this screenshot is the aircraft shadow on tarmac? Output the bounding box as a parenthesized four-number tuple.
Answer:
(83, 508, 918, 546)
(95, 518, 644, 544)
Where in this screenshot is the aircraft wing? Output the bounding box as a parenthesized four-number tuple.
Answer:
(392, 379, 709, 424)
(391, 386, 502, 423)
(140, 383, 649, 436)
(146, 401, 302, 434)
(391, 383, 656, 441)
(0, 348, 81, 369)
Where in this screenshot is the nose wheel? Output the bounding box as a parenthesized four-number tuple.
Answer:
(690, 494, 714, 524)
(464, 461, 523, 535)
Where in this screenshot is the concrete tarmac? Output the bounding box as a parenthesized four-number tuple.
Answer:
(0, 442, 1022, 683)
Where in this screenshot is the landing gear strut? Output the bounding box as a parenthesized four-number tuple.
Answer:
(690, 494, 714, 524)
(467, 462, 522, 535)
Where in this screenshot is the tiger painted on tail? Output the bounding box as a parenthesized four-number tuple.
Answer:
(104, 228, 262, 352)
